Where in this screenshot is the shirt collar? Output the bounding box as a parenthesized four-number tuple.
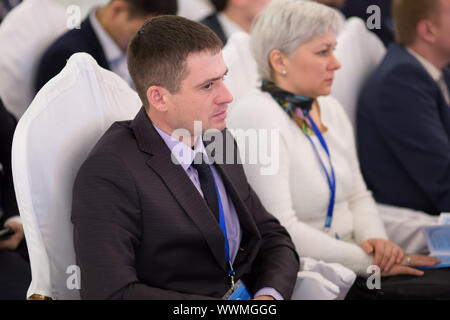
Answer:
(217, 12, 245, 40)
(153, 124, 209, 172)
(89, 8, 124, 64)
(407, 47, 442, 82)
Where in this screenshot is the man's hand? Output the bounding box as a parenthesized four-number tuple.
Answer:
(0, 221, 24, 251)
(360, 238, 404, 272)
(381, 254, 441, 277)
(253, 295, 275, 300)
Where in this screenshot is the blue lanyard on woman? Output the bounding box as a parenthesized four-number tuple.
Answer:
(259, 80, 336, 230)
(208, 166, 236, 288)
(304, 114, 336, 230)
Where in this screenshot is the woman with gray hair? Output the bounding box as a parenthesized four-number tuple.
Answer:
(227, 0, 439, 279)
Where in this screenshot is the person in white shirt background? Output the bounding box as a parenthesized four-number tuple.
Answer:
(34, 0, 177, 94)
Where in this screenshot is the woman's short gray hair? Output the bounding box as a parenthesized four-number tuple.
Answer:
(250, 0, 343, 81)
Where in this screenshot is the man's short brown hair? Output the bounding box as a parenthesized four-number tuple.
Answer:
(393, 0, 442, 46)
(127, 15, 223, 108)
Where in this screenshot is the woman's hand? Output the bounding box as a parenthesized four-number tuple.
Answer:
(360, 238, 404, 272)
(381, 254, 441, 277)
(0, 221, 24, 251)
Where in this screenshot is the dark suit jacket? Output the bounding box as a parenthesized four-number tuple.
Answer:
(71, 107, 299, 300)
(34, 16, 110, 93)
(201, 13, 227, 46)
(0, 98, 18, 223)
(357, 43, 450, 215)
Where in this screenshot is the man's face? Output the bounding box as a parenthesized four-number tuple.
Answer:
(115, 14, 154, 51)
(164, 51, 233, 136)
(433, 0, 450, 63)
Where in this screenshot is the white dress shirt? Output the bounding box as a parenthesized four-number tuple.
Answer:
(89, 9, 133, 87)
(407, 48, 450, 105)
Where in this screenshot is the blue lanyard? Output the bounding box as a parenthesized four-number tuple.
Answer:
(208, 166, 235, 280)
(305, 114, 336, 229)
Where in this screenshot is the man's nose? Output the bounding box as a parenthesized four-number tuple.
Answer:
(218, 81, 234, 105)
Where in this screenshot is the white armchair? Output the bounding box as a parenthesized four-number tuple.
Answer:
(0, 0, 110, 120)
(332, 17, 387, 128)
(0, 0, 67, 120)
(291, 257, 356, 300)
(222, 32, 259, 113)
(11, 53, 141, 299)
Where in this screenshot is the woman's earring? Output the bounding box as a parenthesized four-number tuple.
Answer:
(282, 70, 287, 77)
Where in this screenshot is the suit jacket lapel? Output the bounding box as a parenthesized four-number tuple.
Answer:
(131, 108, 227, 272)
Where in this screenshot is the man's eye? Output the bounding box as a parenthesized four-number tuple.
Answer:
(204, 82, 213, 89)
(317, 50, 328, 56)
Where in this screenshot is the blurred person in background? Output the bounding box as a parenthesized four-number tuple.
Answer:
(201, 0, 270, 45)
(358, 0, 450, 215)
(35, 0, 177, 93)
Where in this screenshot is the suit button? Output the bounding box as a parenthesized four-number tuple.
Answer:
(239, 247, 245, 252)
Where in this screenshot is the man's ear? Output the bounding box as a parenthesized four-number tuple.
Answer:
(269, 49, 288, 75)
(416, 19, 437, 44)
(146, 86, 169, 112)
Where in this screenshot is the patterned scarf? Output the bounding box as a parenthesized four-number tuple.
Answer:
(261, 79, 315, 136)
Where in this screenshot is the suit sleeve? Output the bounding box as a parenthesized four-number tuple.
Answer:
(373, 64, 450, 213)
(71, 152, 219, 300)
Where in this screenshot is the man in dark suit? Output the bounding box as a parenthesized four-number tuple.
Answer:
(71, 15, 299, 300)
(0, 98, 30, 299)
(34, 0, 177, 93)
(201, 0, 269, 45)
(357, 0, 450, 215)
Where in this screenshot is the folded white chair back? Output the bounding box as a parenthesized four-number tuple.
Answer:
(222, 32, 259, 113)
(332, 17, 386, 128)
(0, 0, 67, 119)
(12, 53, 141, 299)
(291, 257, 356, 300)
